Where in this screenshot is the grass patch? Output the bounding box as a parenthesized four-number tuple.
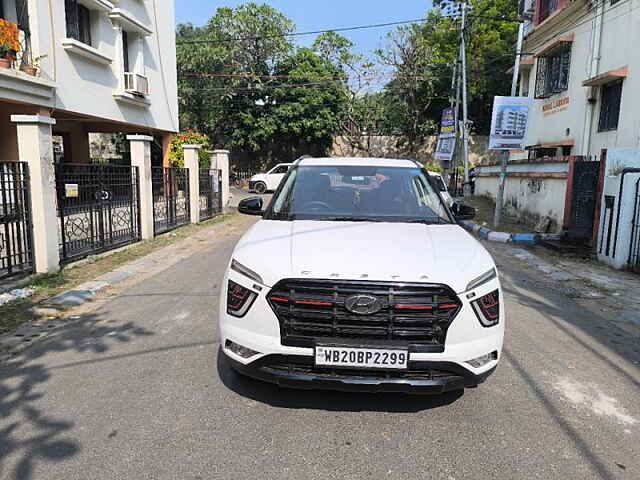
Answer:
(0, 214, 235, 335)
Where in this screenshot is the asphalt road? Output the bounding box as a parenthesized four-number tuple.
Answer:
(1, 216, 639, 480)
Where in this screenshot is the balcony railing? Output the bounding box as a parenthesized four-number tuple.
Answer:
(124, 72, 149, 96)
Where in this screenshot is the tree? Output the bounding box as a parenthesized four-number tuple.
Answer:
(376, 25, 440, 157)
(377, 0, 518, 146)
(313, 32, 384, 156)
(177, 4, 347, 169)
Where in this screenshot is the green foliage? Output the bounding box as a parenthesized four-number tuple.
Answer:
(424, 160, 443, 173)
(378, 1, 518, 138)
(177, 3, 347, 169)
(169, 131, 211, 168)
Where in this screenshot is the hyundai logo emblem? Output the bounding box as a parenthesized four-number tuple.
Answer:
(344, 294, 382, 315)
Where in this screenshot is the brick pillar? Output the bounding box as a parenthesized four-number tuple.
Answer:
(128, 135, 154, 240)
(183, 145, 201, 224)
(11, 115, 60, 273)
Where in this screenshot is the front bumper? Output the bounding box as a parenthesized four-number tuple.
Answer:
(225, 351, 496, 394)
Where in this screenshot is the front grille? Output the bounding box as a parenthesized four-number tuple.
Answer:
(267, 279, 462, 351)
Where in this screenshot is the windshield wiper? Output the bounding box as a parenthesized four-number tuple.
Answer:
(403, 218, 449, 225)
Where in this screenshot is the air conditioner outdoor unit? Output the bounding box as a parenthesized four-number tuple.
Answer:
(124, 72, 149, 96)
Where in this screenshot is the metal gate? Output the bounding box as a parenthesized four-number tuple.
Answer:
(568, 159, 601, 239)
(0, 162, 33, 279)
(199, 169, 223, 220)
(630, 178, 640, 273)
(152, 167, 190, 234)
(56, 164, 141, 263)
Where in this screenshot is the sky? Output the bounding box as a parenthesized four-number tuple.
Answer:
(175, 0, 434, 59)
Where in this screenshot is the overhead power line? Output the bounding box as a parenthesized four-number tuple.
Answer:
(176, 14, 522, 46)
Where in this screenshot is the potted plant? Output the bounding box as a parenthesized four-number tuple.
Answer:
(0, 19, 21, 69)
(21, 55, 47, 76)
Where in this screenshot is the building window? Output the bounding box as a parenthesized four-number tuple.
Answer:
(539, 0, 558, 23)
(598, 80, 623, 132)
(534, 43, 571, 99)
(122, 31, 130, 72)
(65, 0, 92, 46)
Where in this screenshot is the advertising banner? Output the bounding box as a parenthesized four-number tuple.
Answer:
(435, 108, 456, 162)
(489, 96, 531, 150)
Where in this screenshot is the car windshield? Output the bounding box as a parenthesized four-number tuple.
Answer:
(266, 165, 452, 224)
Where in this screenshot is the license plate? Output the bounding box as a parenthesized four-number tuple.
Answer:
(315, 346, 409, 370)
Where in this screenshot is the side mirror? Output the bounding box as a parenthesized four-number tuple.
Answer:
(238, 197, 264, 216)
(452, 202, 476, 221)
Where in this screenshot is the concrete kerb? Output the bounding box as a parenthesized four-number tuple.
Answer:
(459, 221, 562, 245)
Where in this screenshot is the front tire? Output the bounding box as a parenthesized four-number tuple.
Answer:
(254, 181, 267, 194)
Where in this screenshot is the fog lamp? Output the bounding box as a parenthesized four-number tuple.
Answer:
(466, 351, 498, 368)
(225, 340, 259, 359)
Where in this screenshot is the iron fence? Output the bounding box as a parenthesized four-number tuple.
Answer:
(55, 164, 141, 263)
(152, 167, 190, 234)
(0, 162, 33, 279)
(199, 169, 223, 220)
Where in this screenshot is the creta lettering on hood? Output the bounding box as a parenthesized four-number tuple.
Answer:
(233, 220, 495, 293)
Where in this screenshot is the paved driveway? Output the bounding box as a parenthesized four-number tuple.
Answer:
(0, 218, 638, 479)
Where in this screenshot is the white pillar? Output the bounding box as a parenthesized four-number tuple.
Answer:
(11, 115, 60, 273)
(127, 135, 154, 240)
(183, 145, 201, 224)
(212, 149, 230, 208)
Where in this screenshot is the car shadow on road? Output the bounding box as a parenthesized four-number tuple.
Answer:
(216, 348, 464, 413)
(0, 313, 154, 480)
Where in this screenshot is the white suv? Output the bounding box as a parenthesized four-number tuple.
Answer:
(220, 157, 504, 394)
(248, 163, 293, 193)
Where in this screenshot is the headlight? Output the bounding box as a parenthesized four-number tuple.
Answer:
(231, 259, 263, 284)
(465, 267, 497, 292)
(471, 290, 500, 327)
(227, 280, 258, 317)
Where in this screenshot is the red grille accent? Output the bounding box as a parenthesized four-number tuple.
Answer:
(395, 304, 433, 311)
(295, 300, 332, 307)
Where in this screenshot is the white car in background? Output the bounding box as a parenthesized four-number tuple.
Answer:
(220, 157, 503, 395)
(428, 171, 454, 207)
(248, 163, 293, 194)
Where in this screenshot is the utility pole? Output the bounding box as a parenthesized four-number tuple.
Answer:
(445, 56, 458, 187)
(493, 21, 525, 226)
(460, 2, 471, 197)
(453, 52, 462, 195)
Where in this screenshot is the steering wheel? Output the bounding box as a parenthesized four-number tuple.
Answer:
(301, 201, 332, 212)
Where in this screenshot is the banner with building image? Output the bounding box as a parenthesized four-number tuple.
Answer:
(489, 96, 532, 150)
(435, 107, 456, 161)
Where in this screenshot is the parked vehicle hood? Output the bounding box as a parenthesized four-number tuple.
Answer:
(232, 220, 495, 293)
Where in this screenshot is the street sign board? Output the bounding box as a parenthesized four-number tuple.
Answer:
(435, 108, 456, 161)
(489, 96, 531, 150)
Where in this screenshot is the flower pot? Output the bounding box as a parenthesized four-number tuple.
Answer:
(21, 66, 37, 76)
(0, 57, 11, 69)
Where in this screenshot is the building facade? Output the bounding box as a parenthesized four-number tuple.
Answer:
(0, 0, 178, 163)
(518, 0, 637, 159)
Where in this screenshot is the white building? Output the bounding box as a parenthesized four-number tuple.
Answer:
(476, 0, 640, 238)
(517, 0, 637, 159)
(0, 0, 178, 163)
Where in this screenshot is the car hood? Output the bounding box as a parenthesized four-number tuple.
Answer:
(232, 220, 495, 293)
(250, 174, 266, 181)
